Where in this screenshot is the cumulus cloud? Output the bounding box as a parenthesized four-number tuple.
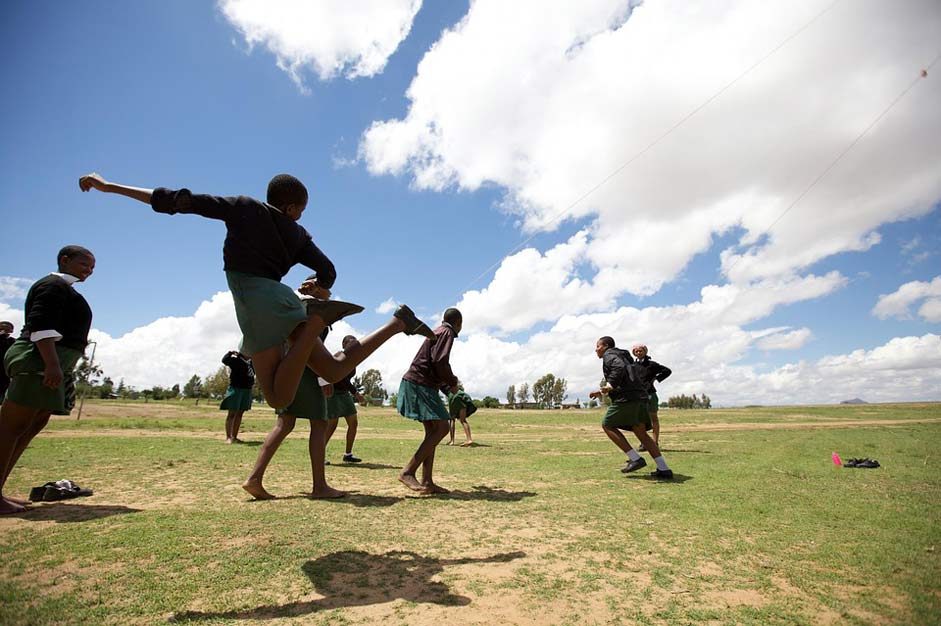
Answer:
(755, 327, 813, 351)
(219, 0, 422, 90)
(375, 297, 398, 314)
(872, 276, 941, 321)
(361, 0, 941, 325)
(0, 276, 34, 303)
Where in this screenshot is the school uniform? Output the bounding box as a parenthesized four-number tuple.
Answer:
(634, 355, 671, 413)
(277, 367, 329, 420)
(0, 332, 15, 402)
(397, 323, 458, 421)
(600, 347, 650, 430)
(3, 273, 92, 414)
(447, 389, 477, 420)
(150, 187, 336, 355)
(219, 352, 255, 412)
(327, 367, 358, 420)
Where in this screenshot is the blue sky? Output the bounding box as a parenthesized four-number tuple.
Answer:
(1, 0, 939, 405)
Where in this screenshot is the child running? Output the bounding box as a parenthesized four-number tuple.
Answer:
(397, 308, 463, 494)
(631, 343, 671, 451)
(324, 335, 366, 464)
(0, 246, 96, 514)
(446, 380, 476, 446)
(219, 350, 254, 444)
(589, 336, 673, 479)
(78, 173, 433, 413)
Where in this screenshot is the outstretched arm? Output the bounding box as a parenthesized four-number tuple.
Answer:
(79, 173, 153, 204)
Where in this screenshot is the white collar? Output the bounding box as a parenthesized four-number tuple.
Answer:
(51, 272, 80, 285)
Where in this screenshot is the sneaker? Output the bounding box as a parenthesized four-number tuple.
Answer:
(650, 468, 674, 479)
(342, 453, 362, 463)
(621, 458, 647, 473)
(857, 458, 880, 468)
(393, 305, 436, 340)
(303, 298, 364, 325)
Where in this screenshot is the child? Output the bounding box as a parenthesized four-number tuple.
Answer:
(79, 173, 433, 411)
(397, 308, 463, 494)
(446, 380, 476, 446)
(0, 246, 96, 514)
(0, 322, 15, 403)
(219, 350, 254, 443)
(589, 336, 672, 479)
(324, 336, 366, 463)
(630, 343, 671, 451)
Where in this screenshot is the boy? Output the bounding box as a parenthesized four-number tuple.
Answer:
(397, 308, 463, 494)
(631, 343, 671, 451)
(446, 380, 476, 446)
(324, 336, 366, 463)
(589, 336, 672, 479)
(219, 350, 254, 443)
(79, 173, 433, 411)
(0, 246, 96, 514)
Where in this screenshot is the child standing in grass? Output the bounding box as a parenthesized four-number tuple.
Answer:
(219, 350, 254, 444)
(590, 336, 672, 479)
(324, 335, 366, 464)
(446, 381, 476, 447)
(397, 308, 463, 494)
(79, 173, 434, 415)
(631, 343, 671, 451)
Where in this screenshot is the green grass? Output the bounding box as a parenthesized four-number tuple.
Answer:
(1, 401, 939, 625)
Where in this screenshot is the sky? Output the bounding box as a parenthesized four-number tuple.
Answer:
(1, 0, 939, 406)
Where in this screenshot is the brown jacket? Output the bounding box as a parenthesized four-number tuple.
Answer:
(402, 323, 458, 390)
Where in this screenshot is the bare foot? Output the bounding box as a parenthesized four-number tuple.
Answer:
(421, 482, 450, 494)
(0, 498, 26, 515)
(309, 486, 347, 499)
(225, 438, 235, 444)
(242, 480, 276, 500)
(445, 441, 454, 446)
(5, 495, 30, 505)
(460, 440, 474, 447)
(398, 474, 425, 492)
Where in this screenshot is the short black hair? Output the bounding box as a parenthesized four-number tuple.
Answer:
(0, 321, 12, 329)
(57, 245, 93, 269)
(341, 335, 358, 349)
(443, 307, 462, 326)
(598, 336, 615, 349)
(266, 174, 308, 210)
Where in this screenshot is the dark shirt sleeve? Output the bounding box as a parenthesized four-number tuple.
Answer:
(151, 187, 238, 221)
(430, 331, 457, 388)
(222, 352, 237, 367)
(652, 361, 672, 383)
(296, 239, 337, 289)
(26, 280, 67, 334)
(603, 350, 631, 386)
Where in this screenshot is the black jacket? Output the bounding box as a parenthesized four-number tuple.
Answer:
(602, 347, 648, 403)
(20, 274, 92, 351)
(634, 355, 671, 393)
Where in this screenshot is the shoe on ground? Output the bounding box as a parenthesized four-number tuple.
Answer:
(843, 458, 860, 468)
(650, 468, 674, 479)
(621, 458, 647, 473)
(637, 444, 646, 452)
(394, 305, 435, 340)
(304, 298, 364, 325)
(857, 458, 880, 468)
(342, 453, 362, 463)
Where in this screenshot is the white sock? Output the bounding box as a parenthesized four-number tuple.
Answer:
(627, 449, 642, 462)
(653, 456, 669, 471)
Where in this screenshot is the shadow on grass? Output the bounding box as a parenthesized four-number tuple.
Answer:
(172, 549, 526, 621)
(659, 448, 712, 454)
(435, 484, 537, 502)
(330, 462, 400, 470)
(248, 493, 405, 507)
(623, 473, 693, 484)
(12, 502, 142, 522)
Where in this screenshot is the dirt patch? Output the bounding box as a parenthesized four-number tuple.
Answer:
(703, 588, 769, 608)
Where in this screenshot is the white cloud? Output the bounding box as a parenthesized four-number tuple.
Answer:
(219, 0, 422, 90)
(0, 276, 34, 302)
(361, 0, 941, 322)
(755, 327, 813, 351)
(375, 297, 398, 314)
(0, 303, 24, 334)
(872, 276, 941, 320)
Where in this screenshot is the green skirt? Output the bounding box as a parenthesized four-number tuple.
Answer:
(447, 390, 477, 419)
(602, 400, 651, 430)
(397, 379, 450, 421)
(327, 391, 357, 420)
(277, 368, 328, 420)
(220, 386, 253, 411)
(3, 339, 83, 415)
(226, 271, 308, 356)
(648, 391, 660, 413)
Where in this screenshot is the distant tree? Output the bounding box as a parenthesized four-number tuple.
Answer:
(517, 382, 530, 404)
(588, 399, 598, 408)
(550, 376, 568, 407)
(388, 392, 397, 408)
(574, 397, 581, 409)
(355, 369, 387, 402)
(74, 356, 103, 397)
(533, 373, 561, 408)
(481, 396, 500, 408)
(98, 376, 114, 399)
(204, 366, 230, 399)
(506, 384, 516, 406)
(667, 393, 712, 409)
(183, 375, 203, 400)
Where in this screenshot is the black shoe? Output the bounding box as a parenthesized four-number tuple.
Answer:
(342, 453, 362, 463)
(844, 458, 860, 468)
(650, 469, 674, 479)
(621, 458, 647, 473)
(304, 298, 364, 325)
(857, 458, 880, 468)
(637, 444, 646, 452)
(394, 305, 435, 340)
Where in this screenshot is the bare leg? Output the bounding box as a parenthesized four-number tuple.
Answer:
(602, 425, 635, 455)
(242, 415, 296, 499)
(225, 410, 238, 442)
(308, 420, 344, 498)
(420, 421, 451, 493)
(400, 421, 446, 492)
(324, 418, 340, 448)
(344, 415, 358, 454)
(447, 419, 455, 445)
(651, 411, 660, 443)
(251, 315, 329, 410)
(458, 410, 473, 446)
(0, 401, 51, 513)
(305, 318, 406, 383)
(632, 426, 663, 459)
(232, 410, 244, 442)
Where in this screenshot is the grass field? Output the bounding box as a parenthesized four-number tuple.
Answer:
(1, 400, 939, 625)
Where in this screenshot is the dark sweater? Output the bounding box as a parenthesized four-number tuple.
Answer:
(151, 187, 336, 287)
(602, 347, 648, 403)
(403, 323, 458, 390)
(0, 333, 15, 394)
(20, 274, 92, 351)
(334, 367, 358, 394)
(634, 355, 671, 393)
(222, 352, 255, 389)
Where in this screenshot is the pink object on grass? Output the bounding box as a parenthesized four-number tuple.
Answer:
(832, 452, 842, 466)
